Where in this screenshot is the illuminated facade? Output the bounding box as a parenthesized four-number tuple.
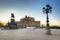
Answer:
(16, 16, 40, 28)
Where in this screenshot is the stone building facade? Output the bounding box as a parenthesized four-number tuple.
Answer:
(16, 16, 40, 28)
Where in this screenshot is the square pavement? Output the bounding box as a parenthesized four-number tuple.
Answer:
(0, 28, 60, 40)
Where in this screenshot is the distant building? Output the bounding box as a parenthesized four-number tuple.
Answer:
(7, 14, 40, 29)
(16, 16, 40, 28)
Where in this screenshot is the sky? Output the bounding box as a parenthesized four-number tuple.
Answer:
(0, 0, 60, 26)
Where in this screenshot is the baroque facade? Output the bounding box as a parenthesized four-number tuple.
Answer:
(16, 16, 40, 28)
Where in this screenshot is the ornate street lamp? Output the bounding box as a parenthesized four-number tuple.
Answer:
(43, 4, 52, 35)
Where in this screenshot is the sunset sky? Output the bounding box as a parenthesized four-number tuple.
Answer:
(0, 0, 60, 26)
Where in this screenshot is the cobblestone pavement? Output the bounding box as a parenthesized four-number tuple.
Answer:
(0, 28, 60, 40)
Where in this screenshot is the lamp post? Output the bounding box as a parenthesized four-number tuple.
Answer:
(43, 4, 52, 35)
